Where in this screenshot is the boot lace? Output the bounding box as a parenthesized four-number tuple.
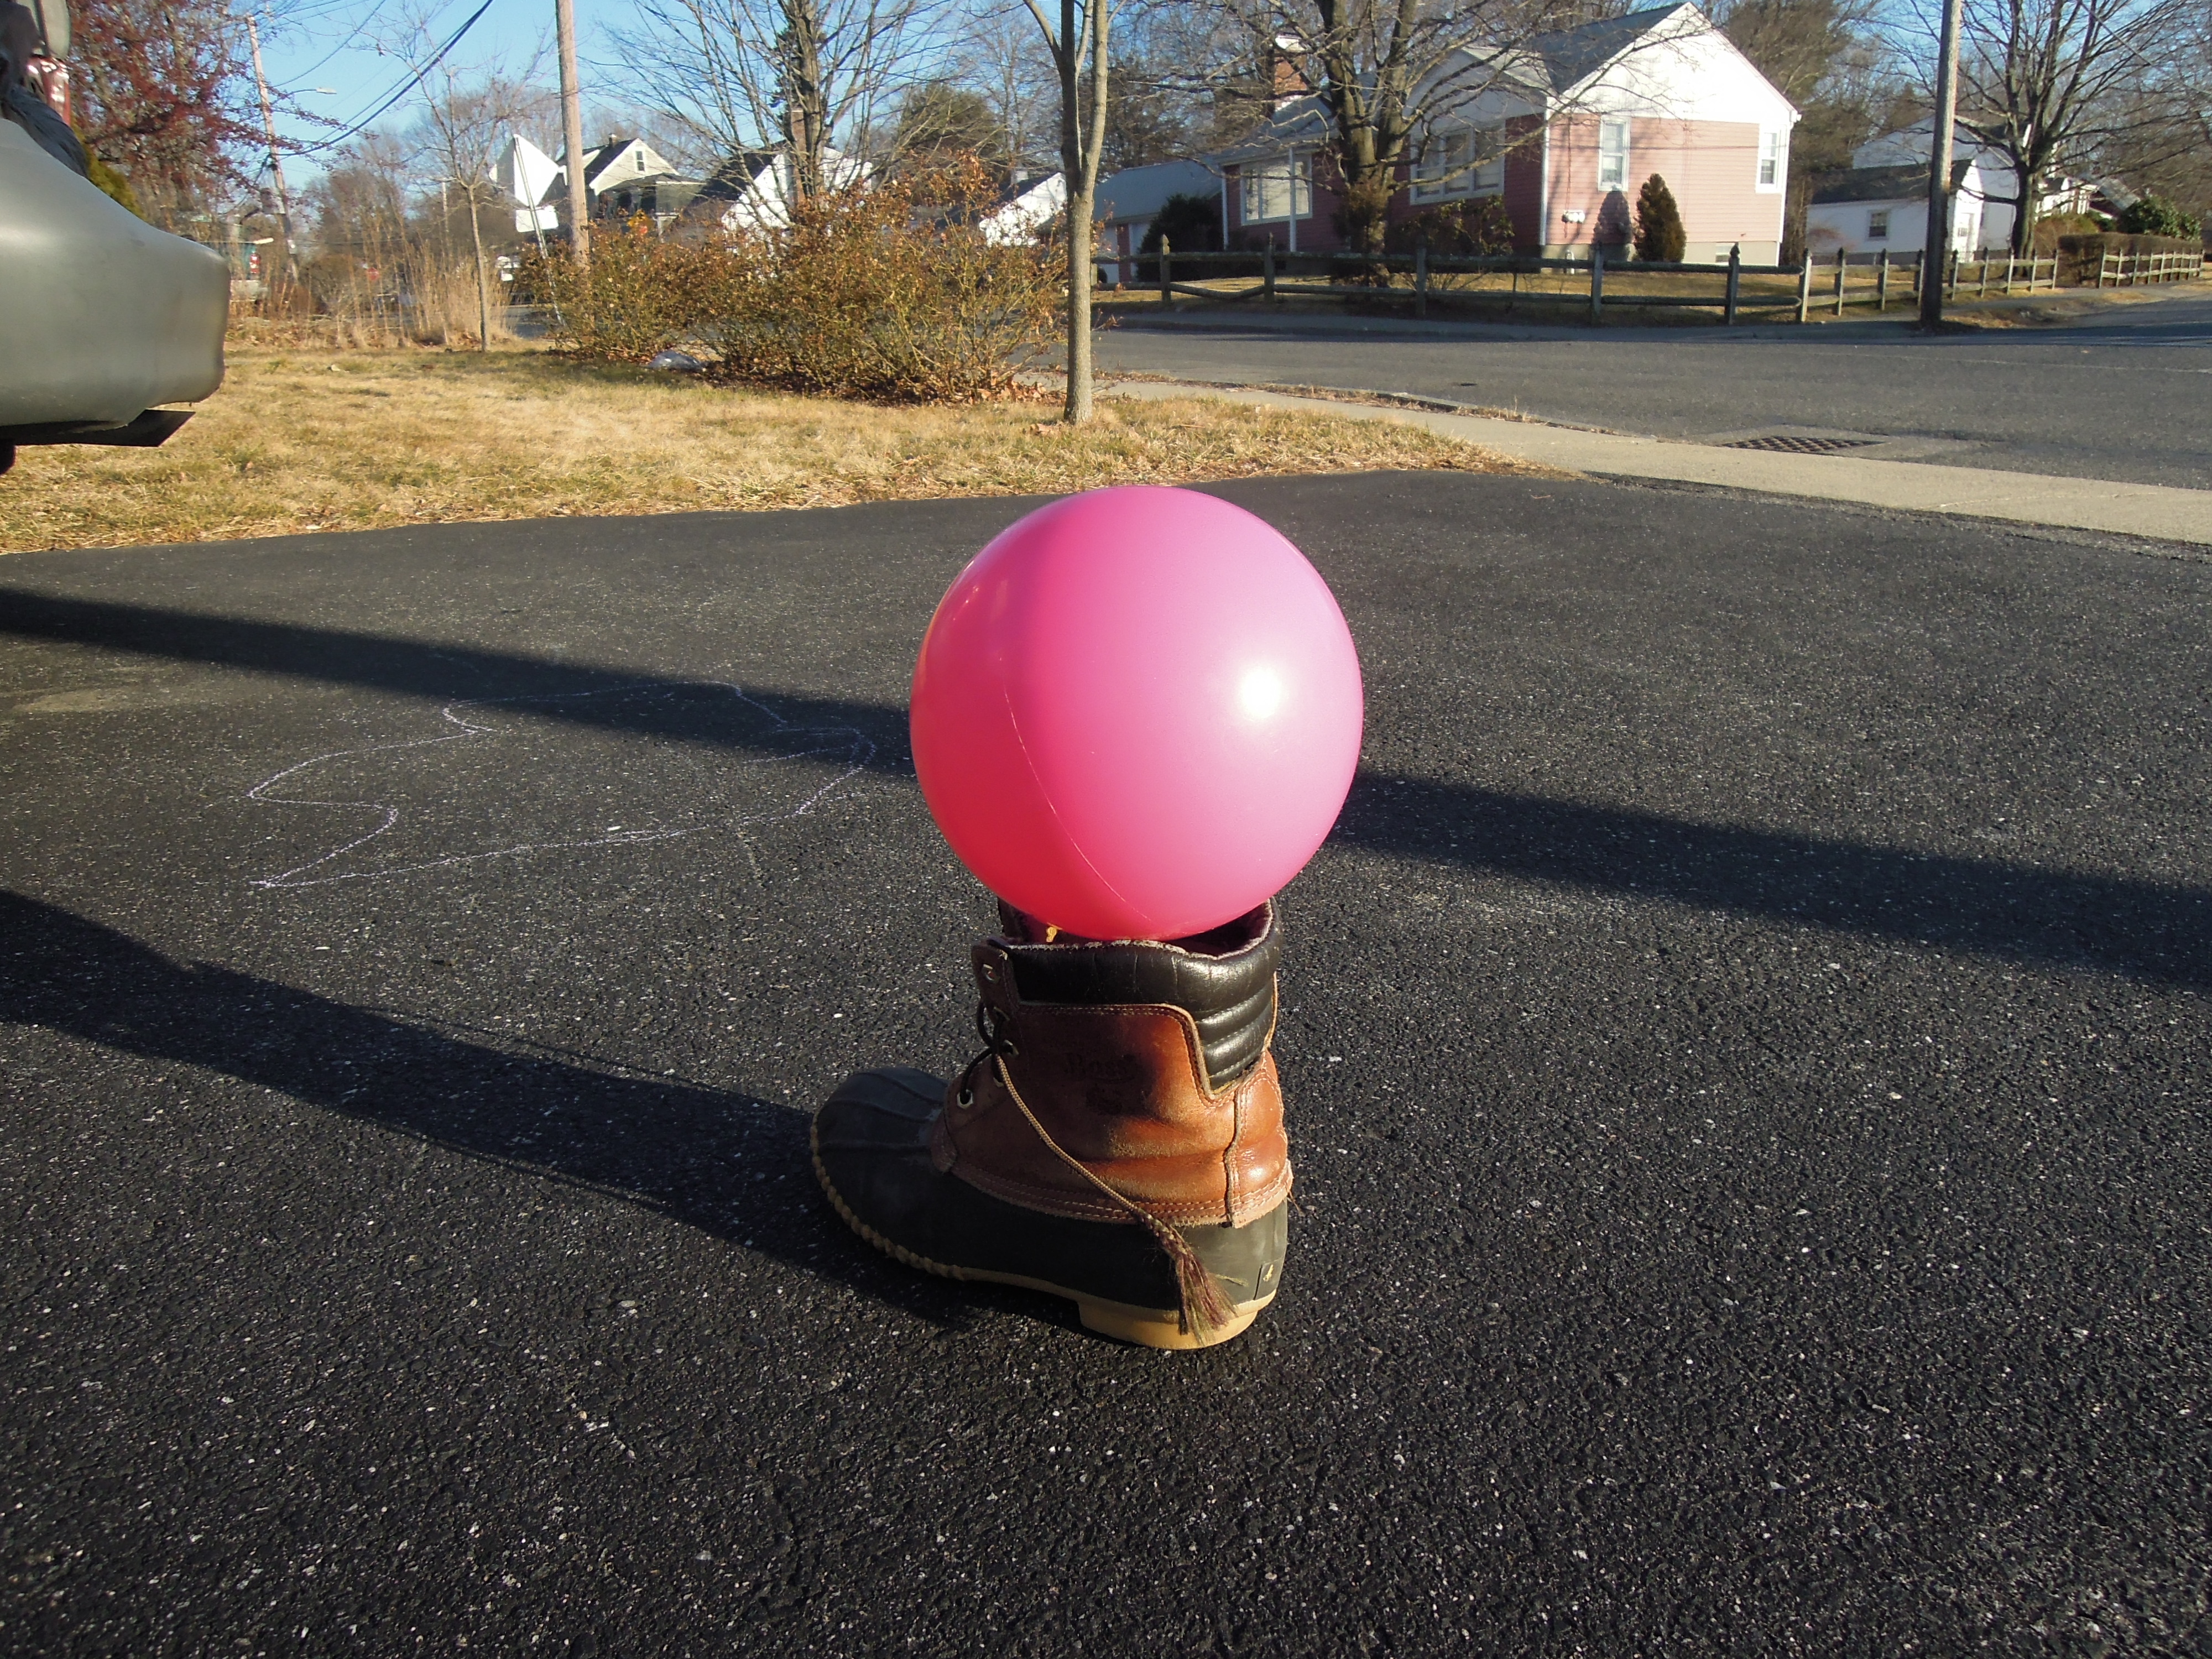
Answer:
(952, 997, 1233, 1340)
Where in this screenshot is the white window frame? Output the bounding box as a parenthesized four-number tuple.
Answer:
(1240, 154, 1312, 223)
(1412, 124, 1505, 202)
(1597, 117, 1629, 190)
(1866, 207, 1890, 240)
(1757, 129, 1785, 192)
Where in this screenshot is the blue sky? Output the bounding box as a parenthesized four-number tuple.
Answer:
(255, 0, 602, 184)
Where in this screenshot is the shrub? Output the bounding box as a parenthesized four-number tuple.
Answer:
(1634, 174, 1686, 262)
(1384, 196, 1515, 255)
(2117, 195, 2202, 241)
(533, 218, 729, 363)
(1138, 193, 1224, 254)
(707, 155, 1060, 402)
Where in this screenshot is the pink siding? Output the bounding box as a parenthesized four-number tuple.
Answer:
(1619, 117, 1781, 251)
(1545, 114, 1782, 252)
(1219, 113, 1778, 258)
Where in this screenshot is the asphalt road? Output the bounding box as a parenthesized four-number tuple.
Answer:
(3, 477, 2208, 1656)
(1098, 293, 2212, 490)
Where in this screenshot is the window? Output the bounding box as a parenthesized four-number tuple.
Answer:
(1412, 126, 1505, 201)
(1866, 208, 1890, 239)
(1241, 155, 1311, 223)
(1758, 129, 1785, 189)
(1597, 118, 1629, 189)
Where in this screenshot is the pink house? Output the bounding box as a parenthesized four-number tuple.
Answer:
(1213, 4, 1799, 263)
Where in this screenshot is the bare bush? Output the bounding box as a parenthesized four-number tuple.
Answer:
(541, 158, 1059, 402)
(531, 217, 731, 361)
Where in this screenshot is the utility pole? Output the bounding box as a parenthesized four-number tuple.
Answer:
(556, 0, 590, 265)
(1919, 0, 1962, 328)
(246, 13, 293, 276)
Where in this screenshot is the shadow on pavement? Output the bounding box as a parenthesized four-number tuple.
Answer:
(0, 589, 919, 779)
(4, 588, 2205, 988)
(0, 890, 982, 1324)
(1332, 775, 2211, 989)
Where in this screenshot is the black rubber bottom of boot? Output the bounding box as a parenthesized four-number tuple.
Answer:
(811, 1067, 1287, 1349)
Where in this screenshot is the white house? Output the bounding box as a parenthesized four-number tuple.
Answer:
(492, 133, 562, 234)
(981, 172, 1067, 245)
(677, 147, 872, 233)
(1853, 121, 2092, 252)
(1804, 160, 1983, 257)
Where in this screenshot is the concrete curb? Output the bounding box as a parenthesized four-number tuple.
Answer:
(1106, 378, 2212, 548)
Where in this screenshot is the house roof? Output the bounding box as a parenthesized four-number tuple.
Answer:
(1519, 4, 1689, 93)
(1093, 159, 1223, 222)
(1810, 161, 1973, 205)
(1204, 102, 1334, 165)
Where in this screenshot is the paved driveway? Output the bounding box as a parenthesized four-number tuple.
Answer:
(3, 477, 2207, 1654)
(1099, 293, 2212, 489)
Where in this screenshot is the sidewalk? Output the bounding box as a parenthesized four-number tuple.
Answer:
(1107, 378, 2212, 549)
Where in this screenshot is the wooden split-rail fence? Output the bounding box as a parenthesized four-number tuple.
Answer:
(1134, 238, 2184, 326)
(2095, 250, 2205, 286)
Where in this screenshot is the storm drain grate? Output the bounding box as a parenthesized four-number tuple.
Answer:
(1723, 434, 1882, 455)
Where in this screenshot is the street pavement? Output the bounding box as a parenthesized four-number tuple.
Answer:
(1098, 291, 2212, 490)
(3, 475, 2208, 1655)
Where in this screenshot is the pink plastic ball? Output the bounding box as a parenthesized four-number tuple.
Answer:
(910, 486, 1364, 941)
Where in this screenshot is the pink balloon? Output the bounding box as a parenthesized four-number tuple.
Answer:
(910, 486, 1364, 941)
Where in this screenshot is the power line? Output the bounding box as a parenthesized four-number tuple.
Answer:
(291, 0, 499, 155)
(284, 0, 397, 85)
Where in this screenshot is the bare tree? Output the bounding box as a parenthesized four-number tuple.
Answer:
(1207, 0, 1689, 258)
(1715, 0, 1894, 257)
(948, 4, 1060, 179)
(608, 0, 942, 194)
(1930, 0, 2200, 249)
(408, 69, 546, 349)
(1021, 0, 1110, 424)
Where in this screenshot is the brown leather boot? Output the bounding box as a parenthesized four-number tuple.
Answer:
(811, 901, 1291, 1349)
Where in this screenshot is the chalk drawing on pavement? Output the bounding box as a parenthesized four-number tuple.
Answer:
(245, 682, 874, 889)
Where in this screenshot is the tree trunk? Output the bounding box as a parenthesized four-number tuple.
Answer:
(1065, 187, 1095, 424)
(781, 0, 830, 203)
(1055, 0, 1109, 425)
(468, 193, 492, 352)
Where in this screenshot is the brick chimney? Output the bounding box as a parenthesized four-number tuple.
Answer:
(1272, 33, 1311, 107)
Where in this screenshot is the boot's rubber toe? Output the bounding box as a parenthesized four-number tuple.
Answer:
(812, 1067, 1284, 1350)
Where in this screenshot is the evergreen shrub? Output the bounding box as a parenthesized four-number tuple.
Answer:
(1633, 174, 1686, 262)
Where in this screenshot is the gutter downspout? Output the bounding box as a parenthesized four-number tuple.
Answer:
(1538, 103, 1553, 256)
(1288, 150, 1299, 254)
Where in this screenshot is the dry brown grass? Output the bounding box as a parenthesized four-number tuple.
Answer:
(0, 344, 1527, 555)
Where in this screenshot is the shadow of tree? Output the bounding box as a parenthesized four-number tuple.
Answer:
(4, 587, 2203, 988)
(1330, 774, 2211, 989)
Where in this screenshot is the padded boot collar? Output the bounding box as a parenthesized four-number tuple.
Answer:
(988, 900, 1280, 1089)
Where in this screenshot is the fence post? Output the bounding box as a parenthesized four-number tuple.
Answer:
(1589, 240, 1604, 326)
(1264, 236, 1276, 302)
(1834, 248, 1848, 315)
(1415, 235, 1429, 320)
(1725, 242, 1741, 325)
(1797, 253, 1812, 323)
(1876, 247, 1888, 310)
(2004, 255, 2015, 296)
(1159, 236, 1172, 307)
(1979, 254, 1991, 296)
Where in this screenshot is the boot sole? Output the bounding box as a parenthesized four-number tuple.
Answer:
(811, 1129, 1274, 1350)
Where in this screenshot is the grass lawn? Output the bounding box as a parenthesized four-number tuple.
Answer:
(0, 343, 1527, 555)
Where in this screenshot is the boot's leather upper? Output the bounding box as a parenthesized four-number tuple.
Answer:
(933, 902, 1291, 1229)
(992, 900, 1281, 1089)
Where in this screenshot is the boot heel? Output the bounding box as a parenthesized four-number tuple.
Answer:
(1076, 1293, 1271, 1351)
